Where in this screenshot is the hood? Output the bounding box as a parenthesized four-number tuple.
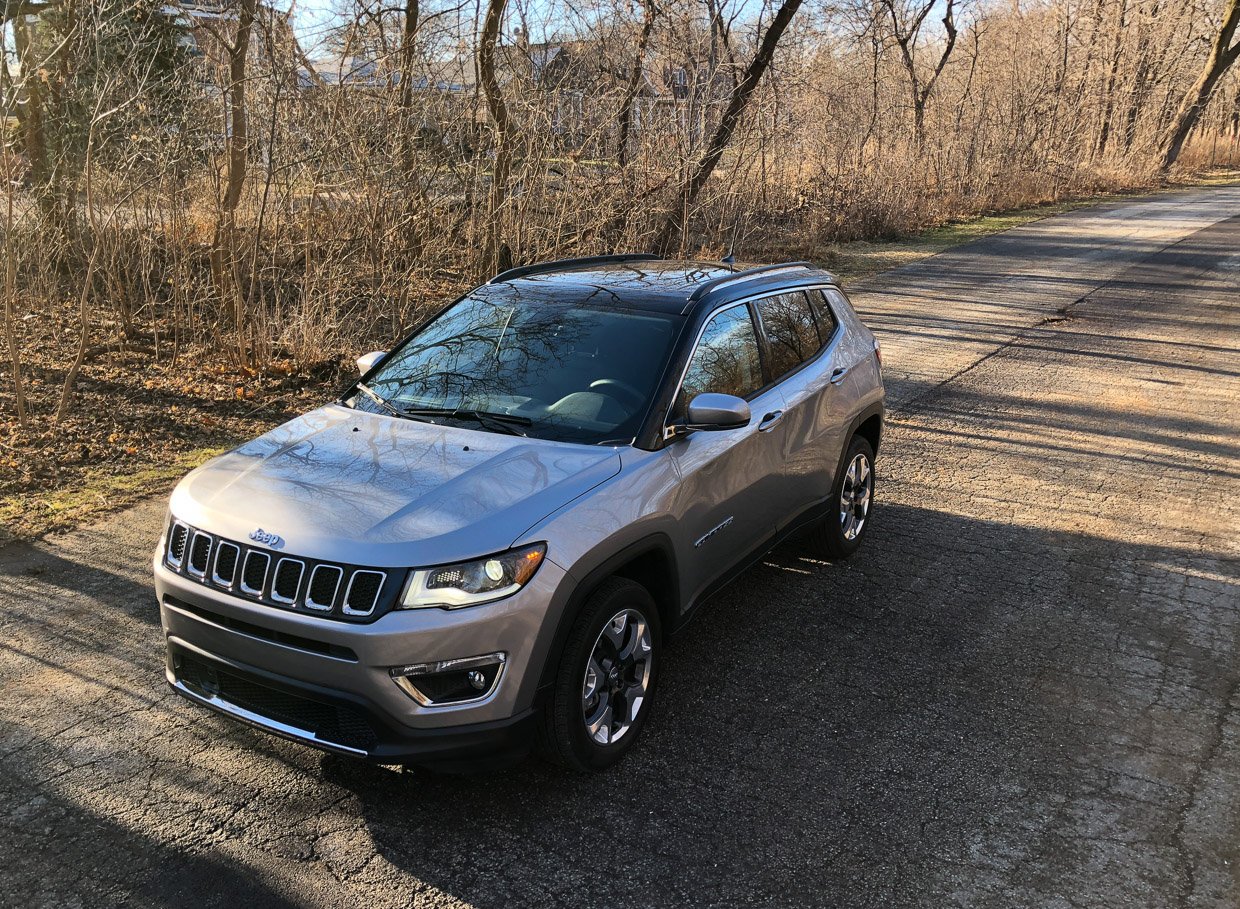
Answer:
(170, 404, 621, 566)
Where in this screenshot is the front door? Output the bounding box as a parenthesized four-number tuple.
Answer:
(665, 302, 789, 604)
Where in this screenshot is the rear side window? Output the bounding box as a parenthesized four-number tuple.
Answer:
(680, 303, 764, 403)
(814, 290, 843, 338)
(756, 292, 821, 380)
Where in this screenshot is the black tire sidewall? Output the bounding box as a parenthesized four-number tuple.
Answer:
(546, 577, 662, 772)
(820, 435, 876, 559)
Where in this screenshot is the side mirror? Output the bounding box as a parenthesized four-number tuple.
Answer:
(356, 350, 387, 376)
(684, 393, 751, 431)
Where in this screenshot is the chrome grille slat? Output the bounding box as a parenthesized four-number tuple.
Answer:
(240, 550, 270, 597)
(167, 523, 190, 568)
(187, 532, 213, 578)
(271, 558, 305, 604)
(306, 565, 343, 612)
(212, 542, 240, 588)
(343, 570, 385, 617)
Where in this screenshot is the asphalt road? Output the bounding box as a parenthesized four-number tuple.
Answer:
(2, 187, 1239, 908)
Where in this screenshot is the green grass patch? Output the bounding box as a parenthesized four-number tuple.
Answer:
(0, 444, 231, 541)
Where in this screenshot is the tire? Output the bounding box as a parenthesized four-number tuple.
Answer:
(807, 434, 876, 560)
(540, 577, 661, 772)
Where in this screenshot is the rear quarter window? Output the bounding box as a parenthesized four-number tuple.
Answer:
(813, 289, 844, 339)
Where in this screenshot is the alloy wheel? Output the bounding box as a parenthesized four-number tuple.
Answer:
(839, 452, 873, 541)
(581, 608, 653, 745)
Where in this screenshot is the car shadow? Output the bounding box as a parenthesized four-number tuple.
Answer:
(314, 502, 1239, 908)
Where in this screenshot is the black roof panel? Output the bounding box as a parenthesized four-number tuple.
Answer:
(485, 259, 835, 314)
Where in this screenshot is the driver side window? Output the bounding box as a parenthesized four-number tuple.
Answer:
(678, 304, 764, 411)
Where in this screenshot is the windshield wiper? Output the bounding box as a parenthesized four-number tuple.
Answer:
(353, 384, 435, 423)
(400, 407, 533, 437)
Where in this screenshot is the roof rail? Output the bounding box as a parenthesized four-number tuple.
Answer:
(488, 253, 662, 284)
(686, 261, 818, 303)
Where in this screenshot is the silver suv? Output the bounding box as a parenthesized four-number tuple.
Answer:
(155, 256, 884, 772)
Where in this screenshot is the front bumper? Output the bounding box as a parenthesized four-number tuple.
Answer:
(155, 552, 573, 765)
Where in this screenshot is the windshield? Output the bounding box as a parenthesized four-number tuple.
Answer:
(350, 293, 682, 445)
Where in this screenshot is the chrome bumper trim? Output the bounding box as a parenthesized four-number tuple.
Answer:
(170, 679, 370, 757)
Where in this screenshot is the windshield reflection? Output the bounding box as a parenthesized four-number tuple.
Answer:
(352, 290, 682, 445)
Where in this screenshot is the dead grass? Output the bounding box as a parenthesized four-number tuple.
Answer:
(820, 171, 1240, 284)
(3, 171, 1239, 543)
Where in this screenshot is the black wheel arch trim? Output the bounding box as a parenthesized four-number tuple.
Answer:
(833, 401, 884, 488)
(534, 533, 679, 693)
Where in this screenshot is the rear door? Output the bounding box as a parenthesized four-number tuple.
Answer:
(665, 302, 789, 600)
(752, 289, 849, 530)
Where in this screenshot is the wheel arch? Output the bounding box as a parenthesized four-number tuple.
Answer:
(832, 402, 884, 488)
(854, 412, 883, 456)
(536, 534, 680, 692)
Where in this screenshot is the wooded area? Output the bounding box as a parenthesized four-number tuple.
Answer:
(1, 0, 1239, 452)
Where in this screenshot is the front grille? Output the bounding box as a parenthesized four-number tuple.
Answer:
(163, 519, 397, 622)
(177, 651, 378, 752)
(168, 524, 190, 567)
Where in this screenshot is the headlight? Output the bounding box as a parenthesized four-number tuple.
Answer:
(400, 543, 546, 609)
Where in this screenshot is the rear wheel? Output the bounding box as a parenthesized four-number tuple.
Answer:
(540, 577, 660, 771)
(808, 434, 876, 560)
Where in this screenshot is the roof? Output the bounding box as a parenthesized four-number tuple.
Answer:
(481, 257, 836, 315)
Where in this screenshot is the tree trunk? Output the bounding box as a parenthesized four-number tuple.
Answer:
(617, 0, 657, 169)
(12, 17, 50, 200)
(221, 0, 255, 215)
(1160, 0, 1240, 172)
(1122, 1, 1160, 153)
(1095, 0, 1128, 158)
(398, 0, 421, 176)
(2, 141, 28, 428)
(213, 0, 256, 357)
(653, 0, 804, 255)
(478, 0, 513, 275)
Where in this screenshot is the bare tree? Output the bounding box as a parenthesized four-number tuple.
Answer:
(1161, 0, 1240, 171)
(478, 0, 514, 273)
(397, 0, 421, 174)
(195, 0, 260, 359)
(880, 0, 957, 142)
(617, 0, 657, 168)
(2, 114, 29, 428)
(654, 0, 805, 254)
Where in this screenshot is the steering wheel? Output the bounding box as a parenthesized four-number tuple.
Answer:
(590, 378, 645, 407)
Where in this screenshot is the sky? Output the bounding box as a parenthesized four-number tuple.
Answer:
(285, 0, 777, 54)
(288, 0, 342, 52)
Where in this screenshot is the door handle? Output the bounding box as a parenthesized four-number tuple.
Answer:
(829, 365, 851, 385)
(758, 410, 784, 432)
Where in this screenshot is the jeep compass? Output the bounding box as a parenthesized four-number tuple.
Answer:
(155, 255, 885, 771)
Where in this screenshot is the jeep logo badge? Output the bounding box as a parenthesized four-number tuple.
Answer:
(249, 528, 283, 549)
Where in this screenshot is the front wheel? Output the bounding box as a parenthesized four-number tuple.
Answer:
(540, 577, 660, 772)
(807, 434, 876, 560)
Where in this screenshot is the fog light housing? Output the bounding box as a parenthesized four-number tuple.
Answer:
(389, 652, 506, 705)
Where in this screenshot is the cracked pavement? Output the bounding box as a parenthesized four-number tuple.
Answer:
(1, 187, 1238, 908)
